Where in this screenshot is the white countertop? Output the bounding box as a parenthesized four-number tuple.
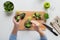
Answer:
(0, 0, 60, 40)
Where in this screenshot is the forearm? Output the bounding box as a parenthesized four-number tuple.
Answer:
(38, 31, 45, 37)
(9, 26, 18, 40)
(38, 31, 47, 40)
(11, 25, 18, 35)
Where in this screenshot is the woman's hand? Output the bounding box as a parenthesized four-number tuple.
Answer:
(31, 20, 44, 36)
(31, 20, 40, 32)
(13, 17, 21, 29)
(11, 17, 21, 35)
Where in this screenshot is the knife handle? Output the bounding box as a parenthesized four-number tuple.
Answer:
(51, 30, 58, 36)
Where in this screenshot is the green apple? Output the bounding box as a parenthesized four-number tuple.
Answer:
(44, 2, 50, 9)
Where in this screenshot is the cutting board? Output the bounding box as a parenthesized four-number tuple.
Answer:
(16, 11, 46, 31)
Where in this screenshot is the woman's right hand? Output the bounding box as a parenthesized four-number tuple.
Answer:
(31, 20, 40, 32)
(31, 20, 45, 36)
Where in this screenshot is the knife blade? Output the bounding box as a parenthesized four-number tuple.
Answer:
(43, 23, 58, 36)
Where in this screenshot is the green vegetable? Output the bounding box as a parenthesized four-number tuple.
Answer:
(15, 13, 25, 22)
(25, 24, 31, 28)
(44, 13, 49, 19)
(17, 16, 20, 20)
(24, 20, 32, 28)
(15, 15, 20, 22)
(33, 12, 41, 20)
(20, 13, 25, 19)
(44, 2, 50, 9)
(4, 1, 14, 12)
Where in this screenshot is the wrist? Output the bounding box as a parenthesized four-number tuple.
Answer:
(38, 30, 45, 36)
(14, 25, 19, 30)
(12, 26, 18, 35)
(37, 29, 43, 33)
(35, 26, 40, 32)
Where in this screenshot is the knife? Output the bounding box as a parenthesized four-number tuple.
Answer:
(43, 23, 58, 36)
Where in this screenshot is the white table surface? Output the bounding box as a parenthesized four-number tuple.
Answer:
(0, 0, 60, 40)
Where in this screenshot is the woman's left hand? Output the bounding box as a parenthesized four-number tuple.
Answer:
(13, 17, 21, 29)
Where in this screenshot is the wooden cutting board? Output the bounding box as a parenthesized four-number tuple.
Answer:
(16, 11, 46, 31)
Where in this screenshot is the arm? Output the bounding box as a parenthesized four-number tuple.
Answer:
(9, 18, 21, 40)
(9, 26, 18, 40)
(12, 25, 18, 36)
(31, 20, 47, 40)
(38, 29, 47, 40)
